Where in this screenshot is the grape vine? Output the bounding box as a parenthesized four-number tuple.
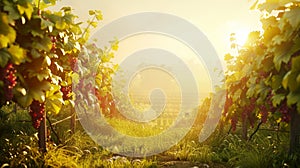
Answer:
(224, 0, 300, 142)
(0, 0, 116, 133)
(0, 63, 17, 105)
(29, 100, 45, 129)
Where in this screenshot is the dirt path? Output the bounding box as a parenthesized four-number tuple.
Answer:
(156, 154, 227, 168)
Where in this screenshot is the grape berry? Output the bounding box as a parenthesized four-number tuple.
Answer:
(61, 85, 72, 100)
(0, 63, 17, 102)
(29, 100, 45, 129)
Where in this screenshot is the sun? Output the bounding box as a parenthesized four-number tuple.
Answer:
(226, 21, 251, 46)
(234, 29, 250, 46)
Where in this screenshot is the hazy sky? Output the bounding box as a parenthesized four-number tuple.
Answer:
(52, 0, 262, 97)
(53, 0, 262, 57)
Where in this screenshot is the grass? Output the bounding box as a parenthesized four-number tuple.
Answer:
(43, 132, 158, 168)
(106, 118, 164, 137)
(1, 103, 299, 167)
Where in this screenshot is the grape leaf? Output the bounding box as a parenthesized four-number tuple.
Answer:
(46, 84, 64, 114)
(89, 10, 95, 15)
(273, 41, 293, 71)
(282, 71, 291, 89)
(271, 74, 283, 90)
(287, 91, 300, 106)
(36, 68, 51, 81)
(272, 93, 286, 106)
(29, 80, 51, 102)
(0, 49, 11, 68)
(32, 37, 52, 52)
(8, 45, 26, 65)
(61, 7, 72, 13)
(30, 49, 41, 58)
(17, 80, 51, 107)
(41, 18, 54, 31)
(17, 92, 33, 107)
(0, 13, 16, 48)
(246, 31, 260, 46)
(17, 3, 33, 20)
(55, 18, 67, 30)
(258, 0, 291, 13)
(284, 8, 300, 28)
(282, 71, 300, 91)
(292, 56, 300, 71)
(43, 0, 55, 4)
(3, 1, 20, 20)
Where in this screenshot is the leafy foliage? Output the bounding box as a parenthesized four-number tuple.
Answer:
(0, 0, 79, 119)
(0, 0, 115, 131)
(74, 41, 119, 119)
(224, 1, 300, 136)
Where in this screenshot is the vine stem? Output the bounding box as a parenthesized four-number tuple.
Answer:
(81, 15, 97, 40)
(227, 125, 232, 134)
(249, 120, 263, 141)
(37, 0, 41, 16)
(46, 115, 62, 144)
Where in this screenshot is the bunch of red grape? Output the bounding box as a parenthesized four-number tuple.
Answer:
(29, 100, 45, 129)
(259, 91, 278, 123)
(50, 36, 57, 53)
(259, 105, 268, 123)
(230, 115, 238, 131)
(0, 63, 17, 103)
(68, 54, 78, 71)
(265, 91, 291, 123)
(223, 92, 233, 116)
(242, 98, 256, 127)
(61, 85, 72, 100)
(279, 101, 291, 123)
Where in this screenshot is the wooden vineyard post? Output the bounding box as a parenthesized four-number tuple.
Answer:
(38, 112, 47, 152)
(242, 119, 248, 140)
(70, 107, 76, 134)
(290, 109, 300, 154)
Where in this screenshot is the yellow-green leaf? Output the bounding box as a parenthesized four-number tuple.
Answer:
(284, 8, 300, 29)
(17, 92, 33, 107)
(24, 3, 33, 20)
(32, 37, 52, 51)
(287, 92, 300, 106)
(89, 21, 97, 28)
(8, 45, 26, 65)
(46, 84, 64, 114)
(282, 71, 300, 91)
(272, 93, 286, 106)
(96, 12, 103, 21)
(17, 3, 33, 20)
(41, 18, 54, 31)
(0, 49, 11, 67)
(55, 18, 67, 30)
(273, 41, 293, 71)
(110, 39, 119, 51)
(36, 68, 51, 81)
(61, 7, 72, 13)
(224, 53, 233, 61)
(89, 10, 95, 15)
(0, 13, 16, 48)
(292, 56, 300, 71)
(297, 74, 300, 84)
(271, 74, 283, 90)
(282, 71, 291, 89)
(3, 1, 20, 20)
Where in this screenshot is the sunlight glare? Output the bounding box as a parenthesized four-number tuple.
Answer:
(226, 21, 251, 46)
(235, 29, 249, 46)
